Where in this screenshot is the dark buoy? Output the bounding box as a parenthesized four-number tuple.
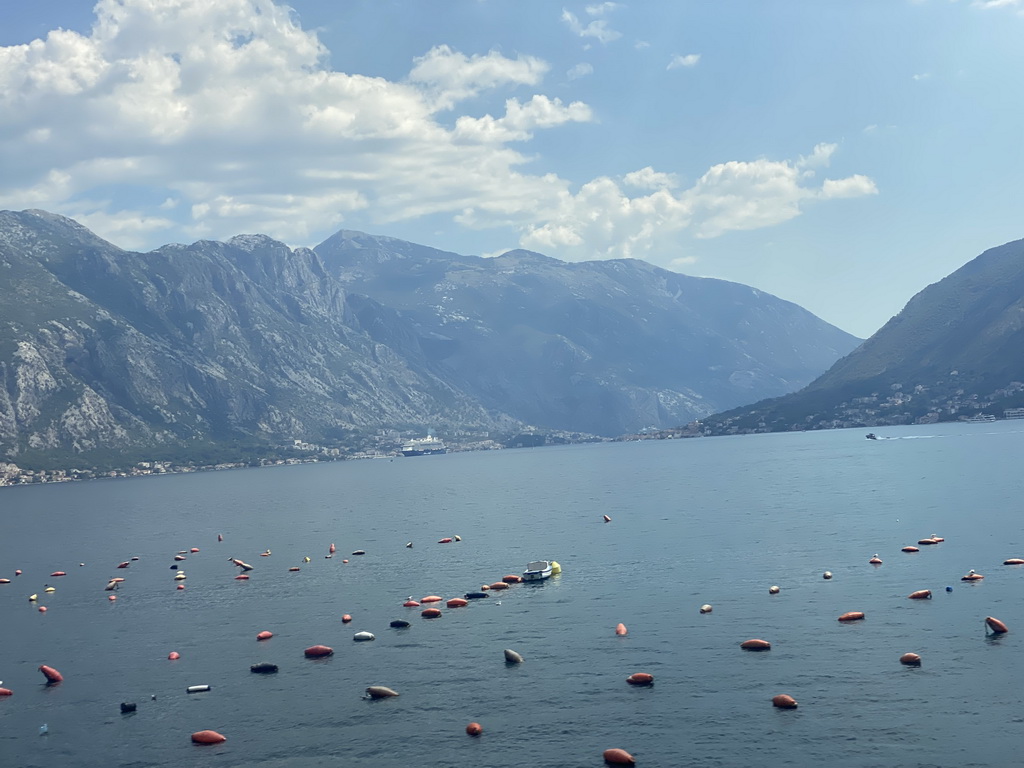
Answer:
(946, 585, 953, 592)
(389, 620, 411, 628)
(250, 662, 279, 674)
(120, 702, 137, 713)
(465, 592, 489, 599)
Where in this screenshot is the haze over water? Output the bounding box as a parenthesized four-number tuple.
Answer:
(3, 422, 1024, 768)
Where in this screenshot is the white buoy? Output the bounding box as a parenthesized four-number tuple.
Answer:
(353, 631, 375, 642)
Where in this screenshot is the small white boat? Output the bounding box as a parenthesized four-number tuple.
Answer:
(522, 560, 553, 581)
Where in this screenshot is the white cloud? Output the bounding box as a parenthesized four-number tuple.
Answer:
(0, 1, 876, 268)
(409, 45, 549, 111)
(912, 72, 930, 81)
(567, 62, 594, 80)
(561, 9, 622, 43)
(585, 2, 619, 15)
(519, 149, 878, 259)
(667, 53, 701, 70)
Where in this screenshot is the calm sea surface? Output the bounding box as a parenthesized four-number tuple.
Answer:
(3, 422, 1024, 768)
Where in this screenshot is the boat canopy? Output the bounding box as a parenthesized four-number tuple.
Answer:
(526, 561, 550, 572)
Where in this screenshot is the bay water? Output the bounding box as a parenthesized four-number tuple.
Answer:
(2, 422, 1024, 767)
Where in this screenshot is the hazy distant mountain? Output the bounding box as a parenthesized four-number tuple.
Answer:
(0, 210, 859, 468)
(702, 238, 1024, 433)
(315, 230, 860, 436)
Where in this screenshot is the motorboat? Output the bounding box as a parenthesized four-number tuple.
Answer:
(522, 560, 554, 581)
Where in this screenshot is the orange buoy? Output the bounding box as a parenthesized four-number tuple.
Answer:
(403, 600, 420, 607)
(772, 694, 798, 709)
(908, 590, 932, 600)
(603, 748, 635, 765)
(615, 623, 628, 636)
(304, 645, 334, 658)
(329, 542, 336, 553)
(176, 584, 185, 590)
(0, 687, 12, 695)
(174, 555, 186, 561)
(869, 555, 883, 564)
(288, 567, 300, 572)
(342, 614, 352, 623)
(985, 616, 1009, 634)
(900, 652, 922, 666)
(256, 631, 273, 640)
(1003, 558, 1024, 565)
(438, 538, 453, 544)
(421, 595, 443, 603)
(466, 722, 483, 736)
(190, 547, 199, 553)
(902, 546, 919, 553)
(740, 639, 771, 651)
(50, 571, 66, 577)
(447, 598, 468, 608)
(480, 584, 490, 590)
(838, 612, 865, 622)
(603, 515, 612, 523)
(108, 594, 117, 600)
(111, 577, 125, 583)
(15, 570, 22, 575)
(168, 651, 180, 660)
(38, 606, 47, 613)
(234, 574, 249, 580)
(191, 730, 227, 744)
(39, 665, 63, 683)
(961, 570, 984, 581)
(489, 582, 509, 590)
(502, 575, 522, 583)
(421, 607, 442, 618)
(918, 538, 938, 545)
(117, 562, 130, 568)
(626, 673, 654, 686)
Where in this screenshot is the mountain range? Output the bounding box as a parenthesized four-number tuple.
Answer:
(0, 209, 859, 470)
(701, 237, 1024, 434)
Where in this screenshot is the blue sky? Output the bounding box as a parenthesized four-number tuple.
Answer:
(1, 1, 1022, 338)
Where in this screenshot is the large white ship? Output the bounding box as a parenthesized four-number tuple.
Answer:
(400, 435, 447, 456)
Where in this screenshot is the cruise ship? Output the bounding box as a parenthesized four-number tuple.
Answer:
(400, 435, 447, 457)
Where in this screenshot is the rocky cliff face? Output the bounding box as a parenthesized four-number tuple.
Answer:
(0, 210, 507, 460)
(0, 210, 860, 464)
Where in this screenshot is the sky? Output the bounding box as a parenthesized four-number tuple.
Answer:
(1, 1, 1023, 338)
